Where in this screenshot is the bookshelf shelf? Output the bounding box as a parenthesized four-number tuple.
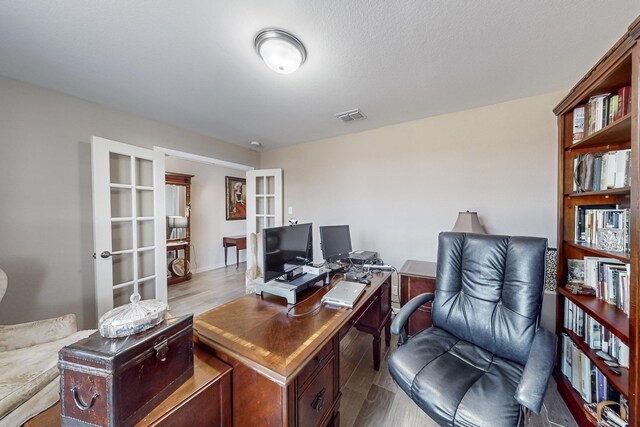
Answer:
(558, 287, 629, 344)
(564, 241, 630, 263)
(564, 328, 629, 396)
(565, 187, 631, 198)
(567, 113, 631, 151)
(554, 16, 639, 424)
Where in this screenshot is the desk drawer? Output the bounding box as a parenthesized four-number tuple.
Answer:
(298, 356, 335, 427)
(298, 339, 333, 389)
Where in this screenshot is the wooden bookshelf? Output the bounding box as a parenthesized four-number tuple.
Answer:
(554, 15, 640, 426)
(558, 287, 629, 343)
(565, 187, 631, 198)
(564, 241, 630, 263)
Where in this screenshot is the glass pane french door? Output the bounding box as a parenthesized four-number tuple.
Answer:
(92, 137, 166, 318)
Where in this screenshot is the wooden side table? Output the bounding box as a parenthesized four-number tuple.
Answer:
(222, 235, 246, 268)
(399, 260, 437, 337)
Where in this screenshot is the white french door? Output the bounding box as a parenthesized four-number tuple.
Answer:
(246, 169, 283, 277)
(91, 137, 166, 318)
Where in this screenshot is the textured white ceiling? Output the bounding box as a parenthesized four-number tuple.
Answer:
(0, 1, 639, 149)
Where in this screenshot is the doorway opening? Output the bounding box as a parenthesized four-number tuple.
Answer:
(154, 147, 253, 316)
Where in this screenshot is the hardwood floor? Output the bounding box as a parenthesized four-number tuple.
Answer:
(170, 264, 577, 427)
(168, 263, 247, 317)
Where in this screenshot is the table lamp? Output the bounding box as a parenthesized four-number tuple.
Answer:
(451, 211, 486, 234)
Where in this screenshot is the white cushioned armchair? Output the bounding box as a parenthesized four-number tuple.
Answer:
(0, 268, 95, 426)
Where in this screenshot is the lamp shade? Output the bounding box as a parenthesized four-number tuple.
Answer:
(451, 211, 486, 234)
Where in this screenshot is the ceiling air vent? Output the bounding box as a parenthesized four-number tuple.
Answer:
(336, 108, 367, 122)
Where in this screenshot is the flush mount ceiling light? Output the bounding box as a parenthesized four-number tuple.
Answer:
(254, 29, 306, 74)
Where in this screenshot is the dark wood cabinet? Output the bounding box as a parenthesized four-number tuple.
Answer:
(399, 260, 437, 337)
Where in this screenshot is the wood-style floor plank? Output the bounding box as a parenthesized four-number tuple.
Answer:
(352, 384, 395, 427)
(168, 263, 247, 317)
(339, 385, 367, 427)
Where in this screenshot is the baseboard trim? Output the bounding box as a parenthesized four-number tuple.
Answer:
(193, 262, 247, 274)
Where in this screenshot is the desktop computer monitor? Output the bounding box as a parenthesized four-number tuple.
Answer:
(263, 223, 313, 283)
(319, 225, 352, 263)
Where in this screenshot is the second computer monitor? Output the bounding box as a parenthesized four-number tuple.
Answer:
(320, 225, 352, 263)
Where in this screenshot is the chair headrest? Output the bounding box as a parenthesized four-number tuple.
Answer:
(0, 268, 7, 304)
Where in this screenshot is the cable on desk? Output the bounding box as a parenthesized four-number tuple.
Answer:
(286, 285, 327, 319)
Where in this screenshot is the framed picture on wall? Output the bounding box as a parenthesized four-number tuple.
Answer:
(225, 176, 246, 220)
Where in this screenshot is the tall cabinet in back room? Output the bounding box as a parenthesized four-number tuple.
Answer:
(553, 16, 640, 425)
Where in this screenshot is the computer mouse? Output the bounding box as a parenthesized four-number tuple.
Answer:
(359, 278, 371, 285)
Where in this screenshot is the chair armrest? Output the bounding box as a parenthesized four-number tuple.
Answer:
(0, 314, 78, 352)
(390, 293, 434, 344)
(515, 327, 556, 413)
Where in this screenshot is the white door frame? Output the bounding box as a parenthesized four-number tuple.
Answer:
(153, 147, 254, 172)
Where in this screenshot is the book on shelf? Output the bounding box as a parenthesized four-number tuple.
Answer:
(573, 104, 587, 144)
(561, 333, 622, 406)
(571, 86, 632, 144)
(577, 256, 630, 315)
(574, 205, 630, 252)
(563, 300, 629, 366)
(573, 149, 630, 193)
(581, 352, 595, 403)
(589, 94, 610, 135)
(608, 94, 619, 124)
(618, 86, 631, 118)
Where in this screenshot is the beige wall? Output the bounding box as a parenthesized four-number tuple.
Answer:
(165, 157, 247, 272)
(260, 91, 563, 330)
(0, 76, 258, 329)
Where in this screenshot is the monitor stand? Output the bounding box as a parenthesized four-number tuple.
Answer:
(255, 272, 328, 305)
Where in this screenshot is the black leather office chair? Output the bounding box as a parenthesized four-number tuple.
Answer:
(389, 232, 556, 426)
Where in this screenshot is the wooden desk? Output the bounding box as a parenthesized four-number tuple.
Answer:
(25, 347, 232, 427)
(222, 235, 246, 268)
(194, 271, 392, 427)
(399, 260, 437, 337)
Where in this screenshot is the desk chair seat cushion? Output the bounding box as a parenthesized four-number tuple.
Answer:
(388, 326, 523, 427)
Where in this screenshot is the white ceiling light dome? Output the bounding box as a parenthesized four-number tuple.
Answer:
(255, 29, 307, 74)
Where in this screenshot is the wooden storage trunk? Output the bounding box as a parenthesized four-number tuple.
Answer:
(59, 315, 194, 427)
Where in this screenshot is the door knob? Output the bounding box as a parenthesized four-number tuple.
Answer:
(100, 251, 112, 259)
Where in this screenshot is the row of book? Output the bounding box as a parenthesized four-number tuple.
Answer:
(572, 149, 631, 192)
(572, 86, 632, 144)
(563, 300, 629, 367)
(560, 334, 627, 426)
(574, 205, 630, 253)
(568, 257, 631, 315)
(561, 333, 621, 405)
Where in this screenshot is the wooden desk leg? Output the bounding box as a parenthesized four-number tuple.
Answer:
(372, 332, 381, 371)
(385, 320, 391, 347)
(224, 243, 228, 266)
(236, 246, 240, 269)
